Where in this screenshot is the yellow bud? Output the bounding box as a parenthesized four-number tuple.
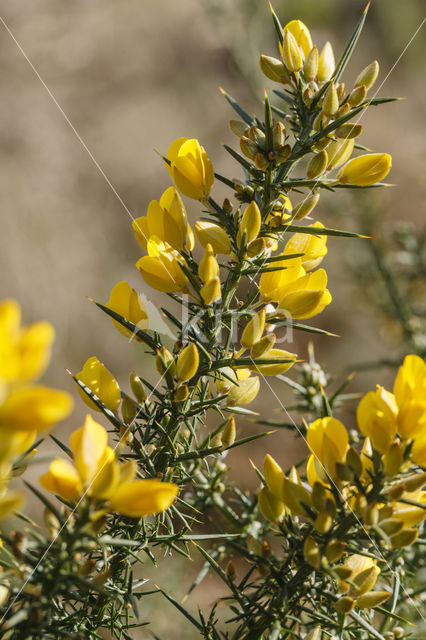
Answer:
(334, 596, 355, 613)
(336, 82, 345, 102)
(337, 153, 392, 186)
(379, 518, 404, 536)
(246, 237, 268, 257)
(174, 385, 189, 402)
(356, 591, 390, 610)
(325, 539, 346, 563)
(383, 441, 403, 477)
(77, 356, 121, 413)
(258, 486, 285, 523)
(333, 566, 353, 581)
(292, 193, 320, 220)
(314, 510, 333, 533)
(303, 535, 321, 569)
(354, 494, 368, 517)
(176, 343, 200, 383)
(240, 136, 258, 160)
(390, 528, 419, 548)
(335, 103, 351, 119)
(199, 244, 219, 284)
(229, 120, 248, 137)
(129, 371, 146, 403)
(260, 55, 290, 83)
(251, 334, 275, 358)
(254, 153, 269, 170)
(348, 85, 367, 107)
(317, 42, 335, 82)
(336, 123, 363, 139)
(156, 347, 176, 378)
(404, 471, 426, 492)
(322, 83, 339, 116)
(263, 454, 285, 500)
(355, 61, 379, 89)
(327, 138, 354, 170)
(241, 309, 266, 348)
(121, 396, 137, 425)
(272, 121, 286, 150)
(195, 220, 231, 254)
(222, 417, 236, 448)
(282, 30, 302, 73)
(250, 349, 297, 376)
(307, 150, 328, 179)
(275, 144, 292, 163)
(303, 45, 319, 82)
(353, 565, 380, 595)
(201, 276, 221, 305)
(282, 477, 312, 516)
(237, 201, 262, 248)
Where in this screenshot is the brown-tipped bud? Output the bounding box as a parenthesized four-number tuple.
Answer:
(210, 431, 223, 449)
(336, 123, 363, 139)
(322, 83, 339, 116)
(348, 85, 367, 107)
(325, 539, 346, 563)
(335, 103, 351, 119)
(346, 447, 363, 477)
(156, 347, 176, 379)
(225, 560, 237, 582)
(272, 121, 286, 150)
(334, 596, 355, 613)
(230, 120, 248, 137)
(303, 536, 322, 569)
(247, 126, 266, 148)
(387, 483, 406, 500)
(303, 87, 313, 106)
(355, 61, 379, 90)
(174, 384, 189, 402)
(312, 482, 327, 511)
(307, 150, 328, 179)
(336, 82, 345, 102)
(246, 237, 267, 257)
(275, 144, 292, 163)
(365, 503, 379, 526)
(254, 153, 270, 170)
(405, 471, 426, 492)
(333, 566, 353, 581)
(130, 371, 146, 403)
(246, 535, 263, 556)
(121, 396, 137, 425)
(223, 198, 233, 214)
(222, 417, 236, 448)
(303, 45, 319, 82)
(260, 54, 291, 83)
(379, 518, 404, 536)
(356, 590, 390, 610)
(240, 136, 258, 160)
(251, 334, 276, 358)
(292, 193, 320, 220)
(314, 510, 333, 533)
(390, 528, 419, 549)
(383, 442, 403, 477)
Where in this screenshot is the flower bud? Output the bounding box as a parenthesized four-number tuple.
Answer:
(272, 121, 286, 150)
(229, 120, 248, 137)
(177, 343, 200, 382)
(222, 417, 236, 448)
(335, 462, 353, 482)
(390, 528, 419, 549)
(275, 144, 292, 163)
(337, 153, 392, 186)
(303, 45, 319, 82)
(195, 220, 231, 254)
(305, 626, 321, 640)
(356, 590, 390, 609)
(333, 566, 353, 581)
(260, 54, 291, 83)
(251, 334, 275, 358)
(322, 83, 339, 116)
(334, 596, 355, 613)
(404, 471, 426, 492)
(355, 61, 379, 89)
(314, 509, 333, 533)
(282, 31, 303, 73)
(263, 454, 285, 499)
(240, 136, 258, 160)
(225, 560, 237, 582)
(346, 447, 363, 477)
(241, 309, 266, 348)
(292, 193, 320, 220)
(130, 371, 147, 403)
(226, 376, 260, 407)
(247, 237, 268, 257)
(237, 201, 262, 248)
(327, 138, 355, 170)
(156, 347, 176, 378)
(307, 150, 328, 179)
(201, 277, 221, 305)
(311, 482, 327, 511)
(348, 85, 367, 107)
(383, 441, 403, 477)
(282, 476, 312, 516)
(317, 42, 335, 82)
(335, 103, 351, 119)
(336, 82, 345, 102)
(121, 396, 137, 425)
(258, 486, 285, 523)
(336, 123, 363, 139)
(174, 385, 189, 402)
(325, 539, 346, 563)
(304, 536, 321, 568)
(254, 153, 270, 170)
(365, 503, 379, 526)
(379, 518, 403, 536)
(199, 244, 220, 283)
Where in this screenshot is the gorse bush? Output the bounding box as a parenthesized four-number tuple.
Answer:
(0, 4, 425, 639)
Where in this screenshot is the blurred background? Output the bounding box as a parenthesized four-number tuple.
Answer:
(0, 0, 424, 636)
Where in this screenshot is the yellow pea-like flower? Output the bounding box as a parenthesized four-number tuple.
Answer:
(40, 458, 83, 503)
(136, 237, 188, 294)
(392, 489, 426, 527)
(237, 201, 262, 249)
(199, 244, 220, 284)
(356, 591, 390, 610)
(356, 386, 398, 453)
(337, 153, 392, 186)
(283, 20, 313, 58)
(0, 427, 37, 462)
(132, 187, 193, 252)
(77, 356, 121, 413)
(263, 454, 285, 500)
(250, 349, 297, 376)
(412, 435, 426, 468)
(339, 555, 380, 595)
(167, 137, 214, 201)
(317, 42, 335, 82)
(258, 486, 285, 523)
(226, 375, 260, 407)
(259, 257, 305, 302)
(0, 386, 73, 432)
(241, 309, 266, 349)
(201, 277, 221, 305)
(194, 220, 231, 254)
(307, 417, 349, 480)
(393, 354, 426, 440)
(327, 138, 355, 171)
(277, 269, 332, 319)
(105, 281, 148, 339)
(0, 490, 25, 521)
(176, 343, 200, 383)
(108, 479, 178, 518)
(69, 414, 109, 484)
(284, 222, 328, 271)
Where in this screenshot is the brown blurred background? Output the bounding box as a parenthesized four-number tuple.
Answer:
(0, 0, 424, 636)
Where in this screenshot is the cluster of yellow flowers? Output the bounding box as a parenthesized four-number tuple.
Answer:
(0, 300, 73, 519)
(258, 355, 426, 610)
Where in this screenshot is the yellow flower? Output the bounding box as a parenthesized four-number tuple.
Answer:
(250, 349, 297, 376)
(226, 375, 260, 407)
(176, 343, 200, 383)
(393, 489, 426, 527)
(317, 42, 335, 82)
(200, 276, 221, 305)
(337, 153, 392, 186)
(277, 269, 332, 319)
(40, 415, 178, 517)
(283, 222, 328, 271)
(76, 357, 121, 413)
(167, 137, 214, 200)
(132, 187, 193, 252)
(136, 237, 188, 294)
(0, 386, 73, 432)
(393, 354, 426, 440)
(259, 258, 305, 302)
(283, 20, 313, 58)
(307, 417, 349, 480)
(263, 454, 285, 500)
(327, 138, 355, 170)
(258, 486, 285, 523)
(0, 427, 37, 461)
(241, 309, 266, 349)
(0, 490, 25, 521)
(282, 30, 303, 73)
(339, 555, 380, 596)
(356, 386, 398, 453)
(194, 220, 231, 254)
(237, 201, 262, 249)
(199, 244, 220, 284)
(105, 281, 148, 339)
